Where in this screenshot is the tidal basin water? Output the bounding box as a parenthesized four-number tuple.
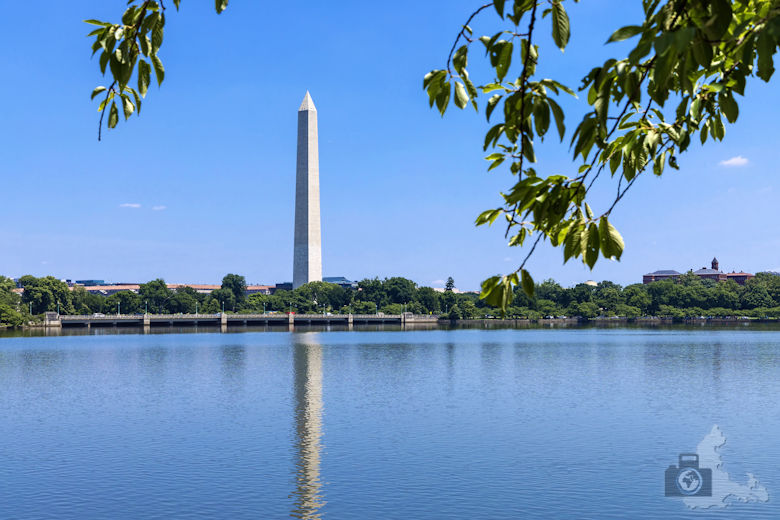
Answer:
(2, 327, 780, 519)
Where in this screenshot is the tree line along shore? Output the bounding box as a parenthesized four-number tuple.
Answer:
(1, 272, 779, 329)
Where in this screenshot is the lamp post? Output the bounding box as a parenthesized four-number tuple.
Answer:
(29, 302, 32, 315)
(57, 300, 60, 316)
(263, 302, 266, 314)
(145, 300, 148, 315)
(374, 302, 377, 315)
(222, 301, 225, 314)
(117, 302, 120, 316)
(195, 302, 198, 315)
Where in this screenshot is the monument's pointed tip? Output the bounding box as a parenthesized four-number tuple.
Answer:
(299, 91, 316, 111)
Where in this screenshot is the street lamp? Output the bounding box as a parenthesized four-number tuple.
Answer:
(57, 300, 60, 316)
(374, 302, 377, 315)
(117, 302, 120, 316)
(145, 300, 148, 315)
(222, 301, 225, 314)
(195, 302, 198, 315)
(263, 302, 266, 314)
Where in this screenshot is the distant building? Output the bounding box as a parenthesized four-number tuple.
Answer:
(692, 258, 727, 282)
(75, 279, 106, 286)
(643, 257, 754, 285)
(246, 285, 273, 295)
(432, 287, 468, 294)
(82, 284, 141, 296)
(642, 270, 682, 284)
(322, 276, 358, 290)
(724, 272, 754, 285)
(273, 282, 293, 293)
(77, 283, 274, 296)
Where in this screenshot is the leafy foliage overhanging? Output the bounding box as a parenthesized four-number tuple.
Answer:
(424, 0, 780, 311)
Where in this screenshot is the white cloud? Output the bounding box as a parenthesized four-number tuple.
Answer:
(719, 156, 749, 167)
(503, 257, 512, 262)
(119, 203, 141, 208)
(152, 205, 167, 211)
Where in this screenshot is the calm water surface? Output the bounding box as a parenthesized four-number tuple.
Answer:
(1, 328, 779, 519)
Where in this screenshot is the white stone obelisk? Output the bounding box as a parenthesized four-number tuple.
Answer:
(293, 91, 322, 289)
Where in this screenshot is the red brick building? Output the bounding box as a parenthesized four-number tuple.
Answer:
(643, 257, 754, 285)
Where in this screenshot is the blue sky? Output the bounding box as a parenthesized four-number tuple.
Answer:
(1, 1, 777, 290)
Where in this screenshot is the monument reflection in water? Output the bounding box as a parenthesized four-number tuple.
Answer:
(291, 334, 325, 519)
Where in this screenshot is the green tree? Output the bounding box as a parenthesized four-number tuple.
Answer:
(221, 273, 247, 306)
(385, 277, 417, 304)
(445, 277, 455, 292)
(210, 288, 236, 312)
(425, 0, 780, 311)
(71, 286, 105, 314)
(168, 289, 198, 314)
(741, 281, 774, 309)
(623, 284, 651, 314)
(19, 276, 74, 315)
(0, 304, 24, 328)
(415, 286, 441, 313)
(458, 299, 479, 319)
(356, 278, 387, 307)
(615, 304, 641, 318)
(139, 278, 173, 313)
(104, 291, 142, 315)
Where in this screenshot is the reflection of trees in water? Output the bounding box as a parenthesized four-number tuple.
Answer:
(291, 335, 325, 519)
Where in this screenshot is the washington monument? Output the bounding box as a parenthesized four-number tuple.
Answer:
(293, 91, 322, 289)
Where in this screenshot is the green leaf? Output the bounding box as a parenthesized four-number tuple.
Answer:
(435, 81, 451, 116)
(598, 217, 624, 260)
(453, 81, 469, 109)
(486, 94, 502, 122)
(520, 269, 534, 298)
(551, 1, 570, 52)
(476, 208, 502, 226)
(584, 223, 600, 268)
(122, 95, 134, 119)
(606, 25, 643, 43)
(452, 45, 468, 74)
(719, 92, 738, 123)
(99, 51, 110, 75)
(216, 0, 229, 14)
(493, 0, 506, 18)
(609, 151, 622, 174)
(151, 24, 164, 54)
(533, 100, 550, 138)
(129, 88, 142, 114)
(479, 275, 504, 308)
(756, 31, 776, 82)
(151, 54, 165, 86)
(84, 19, 111, 27)
(496, 41, 513, 81)
(108, 101, 119, 128)
(547, 98, 566, 141)
(138, 59, 151, 97)
(91, 86, 107, 100)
